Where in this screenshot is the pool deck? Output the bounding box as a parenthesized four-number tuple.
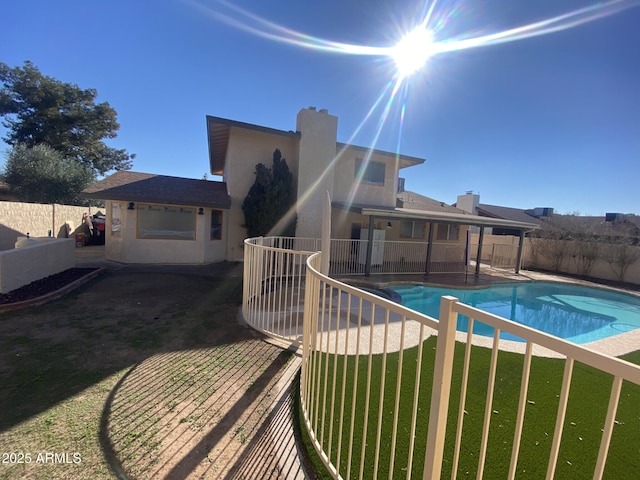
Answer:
(337, 265, 640, 359)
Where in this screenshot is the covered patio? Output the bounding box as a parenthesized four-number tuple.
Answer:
(334, 203, 539, 277)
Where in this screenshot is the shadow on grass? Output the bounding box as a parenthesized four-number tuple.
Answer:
(99, 342, 295, 479)
(0, 270, 244, 429)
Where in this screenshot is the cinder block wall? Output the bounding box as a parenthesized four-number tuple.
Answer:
(0, 202, 104, 250)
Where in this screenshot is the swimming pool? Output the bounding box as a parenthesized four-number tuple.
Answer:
(388, 282, 640, 344)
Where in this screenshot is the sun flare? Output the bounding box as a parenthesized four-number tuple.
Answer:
(391, 27, 436, 78)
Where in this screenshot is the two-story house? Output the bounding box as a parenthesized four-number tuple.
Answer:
(84, 107, 537, 270)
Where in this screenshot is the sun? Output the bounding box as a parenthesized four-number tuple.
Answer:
(391, 27, 436, 79)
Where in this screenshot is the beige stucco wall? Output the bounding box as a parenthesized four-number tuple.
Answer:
(470, 233, 522, 263)
(295, 108, 338, 239)
(0, 238, 75, 293)
(471, 233, 640, 286)
(332, 150, 398, 208)
(223, 128, 300, 261)
(0, 201, 102, 250)
(524, 237, 640, 285)
(219, 108, 422, 254)
(104, 201, 228, 264)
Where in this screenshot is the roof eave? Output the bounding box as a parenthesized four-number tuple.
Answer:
(81, 191, 231, 210)
(207, 115, 301, 175)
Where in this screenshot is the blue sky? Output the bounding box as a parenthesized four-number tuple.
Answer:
(2, 0, 639, 215)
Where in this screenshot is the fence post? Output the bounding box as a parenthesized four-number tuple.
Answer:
(515, 230, 525, 274)
(423, 295, 459, 480)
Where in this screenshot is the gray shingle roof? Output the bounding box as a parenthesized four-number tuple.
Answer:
(397, 191, 466, 214)
(82, 171, 231, 209)
(477, 204, 542, 225)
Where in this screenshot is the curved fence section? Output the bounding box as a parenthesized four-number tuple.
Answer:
(301, 252, 444, 480)
(243, 237, 316, 344)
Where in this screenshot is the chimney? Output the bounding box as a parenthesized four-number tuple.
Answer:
(457, 191, 480, 215)
(295, 107, 339, 238)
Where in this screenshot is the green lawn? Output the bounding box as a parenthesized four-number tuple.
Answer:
(297, 340, 640, 479)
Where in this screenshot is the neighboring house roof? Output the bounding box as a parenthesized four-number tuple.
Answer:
(82, 171, 231, 209)
(397, 191, 466, 214)
(206, 115, 425, 175)
(476, 204, 543, 226)
(336, 191, 538, 230)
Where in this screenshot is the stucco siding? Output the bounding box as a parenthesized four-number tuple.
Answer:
(332, 151, 398, 208)
(104, 201, 228, 264)
(224, 127, 300, 261)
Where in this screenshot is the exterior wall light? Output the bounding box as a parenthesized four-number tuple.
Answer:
(198, 208, 204, 215)
(128, 202, 135, 210)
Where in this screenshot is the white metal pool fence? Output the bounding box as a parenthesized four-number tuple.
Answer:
(242, 236, 640, 479)
(249, 236, 485, 277)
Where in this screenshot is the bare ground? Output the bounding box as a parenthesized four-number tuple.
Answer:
(0, 264, 304, 479)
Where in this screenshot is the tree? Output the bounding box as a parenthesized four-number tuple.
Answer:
(242, 149, 296, 238)
(2, 144, 96, 205)
(0, 61, 133, 175)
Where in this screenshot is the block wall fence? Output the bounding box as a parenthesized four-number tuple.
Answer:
(0, 201, 103, 251)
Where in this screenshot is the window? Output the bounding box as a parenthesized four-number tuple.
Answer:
(400, 221, 425, 239)
(137, 204, 196, 240)
(111, 203, 121, 236)
(436, 223, 459, 241)
(211, 210, 223, 240)
(355, 158, 385, 186)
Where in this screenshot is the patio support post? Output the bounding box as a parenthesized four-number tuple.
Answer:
(424, 222, 434, 278)
(515, 229, 525, 274)
(365, 215, 375, 277)
(475, 226, 485, 276)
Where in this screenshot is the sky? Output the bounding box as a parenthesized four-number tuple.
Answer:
(2, 0, 639, 216)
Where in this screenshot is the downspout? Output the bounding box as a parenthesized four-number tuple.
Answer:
(52, 203, 56, 238)
(475, 226, 485, 276)
(365, 215, 375, 277)
(424, 222, 434, 278)
(515, 229, 526, 274)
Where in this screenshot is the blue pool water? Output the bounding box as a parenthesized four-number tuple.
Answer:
(388, 282, 640, 344)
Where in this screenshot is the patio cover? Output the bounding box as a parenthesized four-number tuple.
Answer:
(333, 203, 539, 276)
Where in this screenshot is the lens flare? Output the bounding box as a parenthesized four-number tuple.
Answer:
(188, 0, 639, 215)
(191, 0, 639, 79)
(392, 27, 437, 79)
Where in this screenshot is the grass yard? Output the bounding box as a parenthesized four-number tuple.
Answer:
(298, 338, 640, 479)
(0, 267, 294, 479)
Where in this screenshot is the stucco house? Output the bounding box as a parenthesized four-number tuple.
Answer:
(84, 107, 537, 268)
(82, 172, 231, 264)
